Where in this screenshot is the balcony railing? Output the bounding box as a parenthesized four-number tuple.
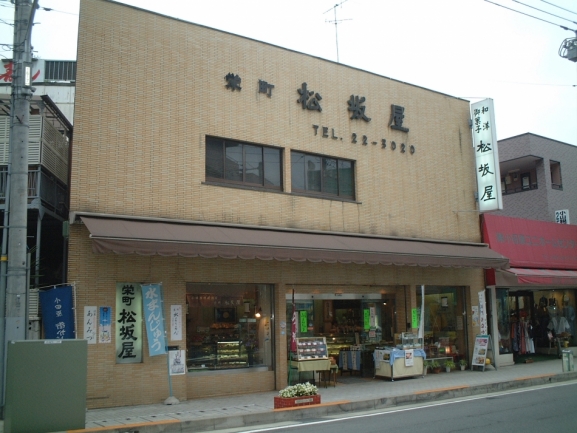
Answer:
(502, 182, 538, 195)
(0, 166, 67, 216)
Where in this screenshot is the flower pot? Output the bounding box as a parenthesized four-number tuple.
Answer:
(445, 367, 451, 373)
(274, 395, 321, 409)
(432, 367, 442, 374)
(460, 365, 466, 371)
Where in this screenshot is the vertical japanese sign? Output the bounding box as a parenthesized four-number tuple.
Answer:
(478, 291, 488, 335)
(471, 99, 503, 212)
(170, 305, 182, 341)
(299, 311, 308, 333)
(99, 306, 112, 343)
(142, 284, 167, 357)
(39, 285, 75, 339)
(363, 309, 370, 330)
(116, 283, 142, 363)
(411, 308, 419, 329)
(83, 306, 97, 344)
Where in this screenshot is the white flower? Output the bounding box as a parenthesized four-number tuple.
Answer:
(278, 382, 318, 398)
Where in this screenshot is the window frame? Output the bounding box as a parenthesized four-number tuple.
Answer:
(205, 136, 283, 191)
(290, 150, 356, 200)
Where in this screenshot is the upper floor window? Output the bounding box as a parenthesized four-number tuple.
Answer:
(205, 137, 282, 190)
(291, 151, 355, 200)
(550, 160, 563, 190)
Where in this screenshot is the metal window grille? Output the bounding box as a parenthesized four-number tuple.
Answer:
(44, 61, 76, 82)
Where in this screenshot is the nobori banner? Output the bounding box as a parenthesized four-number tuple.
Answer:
(471, 99, 503, 212)
(39, 285, 75, 339)
(141, 283, 167, 357)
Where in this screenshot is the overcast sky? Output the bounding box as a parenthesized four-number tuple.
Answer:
(0, 0, 576, 146)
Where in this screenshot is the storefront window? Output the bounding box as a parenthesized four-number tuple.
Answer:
(185, 283, 274, 372)
(496, 288, 511, 354)
(286, 297, 395, 359)
(534, 290, 576, 347)
(418, 286, 466, 361)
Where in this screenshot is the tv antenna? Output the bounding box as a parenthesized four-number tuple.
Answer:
(324, 0, 352, 63)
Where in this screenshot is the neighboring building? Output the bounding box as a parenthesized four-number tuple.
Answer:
(0, 94, 72, 332)
(0, 58, 76, 123)
(481, 134, 577, 367)
(70, 0, 507, 409)
(497, 133, 577, 224)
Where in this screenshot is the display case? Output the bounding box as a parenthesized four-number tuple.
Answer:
(187, 344, 217, 370)
(400, 332, 423, 349)
(295, 337, 328, 360)
(323, 334, 355, 357)
(216, 341, 247, 367)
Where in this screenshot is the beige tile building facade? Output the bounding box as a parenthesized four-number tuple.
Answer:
(70, 0, 507, 408)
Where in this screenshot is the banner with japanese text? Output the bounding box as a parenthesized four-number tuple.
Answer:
(142, 283, 167, 357)
(83, 306, 97, 343)
(116, 283, 143, 363)
(39, 285, 75, 339)
(471, 98, 503, 212)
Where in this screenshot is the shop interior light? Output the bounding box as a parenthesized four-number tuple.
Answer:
(255, 307, 262, 318)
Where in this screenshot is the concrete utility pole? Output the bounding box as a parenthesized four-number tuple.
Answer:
(0, 0, 37, 415)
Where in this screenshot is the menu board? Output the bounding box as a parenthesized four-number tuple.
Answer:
(472, 335, 490, 368)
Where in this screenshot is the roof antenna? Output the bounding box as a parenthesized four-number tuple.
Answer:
(324, 1, 352, 63)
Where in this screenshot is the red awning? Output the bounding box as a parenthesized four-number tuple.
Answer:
(496, 267, 577, 286)
(482, 214, 577, 270)
(73, 213, 510, 269)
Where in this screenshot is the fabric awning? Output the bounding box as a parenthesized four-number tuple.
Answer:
(75, 213, 509, 269)
(496, 267, 577, 287)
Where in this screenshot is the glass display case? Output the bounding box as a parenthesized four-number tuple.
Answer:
(217, 341, 247, 367)
(295, 337, 328, 360)
(400, 332, 422, 349)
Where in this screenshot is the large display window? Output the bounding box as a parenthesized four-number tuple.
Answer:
(286, 297, 396, 358)
(185, 283, 274, 372)
(417, 286, 466, 361)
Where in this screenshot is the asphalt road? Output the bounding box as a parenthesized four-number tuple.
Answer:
(226, 381, 577, 433)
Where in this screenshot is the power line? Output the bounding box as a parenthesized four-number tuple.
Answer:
(484, 0, 577, 33)
(541, 0, 577, 16)
(512, 0, 577, 25)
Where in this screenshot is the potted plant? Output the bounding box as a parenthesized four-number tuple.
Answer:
(430, 360, 441, 374)
(459, 359, 467, 371)
(274, 382, 320, 409)
(444, 359, 456, 372)
(423, 360, 430, 375)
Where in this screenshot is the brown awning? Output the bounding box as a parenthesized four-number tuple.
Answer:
(76, 214, 509, 269)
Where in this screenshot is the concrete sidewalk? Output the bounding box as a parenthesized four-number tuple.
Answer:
(10, 359, 577, 433)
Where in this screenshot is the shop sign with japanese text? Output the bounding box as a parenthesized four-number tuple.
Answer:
(116, 283, 143, 363)
(471, 99, 503, 212)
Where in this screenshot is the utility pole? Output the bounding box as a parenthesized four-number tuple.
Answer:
(0, 0, 37, 416)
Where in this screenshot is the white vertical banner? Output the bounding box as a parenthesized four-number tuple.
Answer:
(418, 285, 425, 339)
(171, 305, 183, 341)
(84, 306, 97, 344)
(478, 291, 488, 335)
(471, 99, 503, 212)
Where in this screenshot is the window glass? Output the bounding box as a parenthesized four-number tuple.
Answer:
(205, 136, 282, 190)
(291, 151, 355, 199)
(186, 283, 274, 373)
(263, 147, 282, 188)
(244, 145, 264, 185)
(291, 152, 306, 190)
(323, 158, 338, 195)
(338, 160, 354, 198)
(225, 141, 243, 182)
(305, 154, 322, 192)
(206, 137, 224, 179)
